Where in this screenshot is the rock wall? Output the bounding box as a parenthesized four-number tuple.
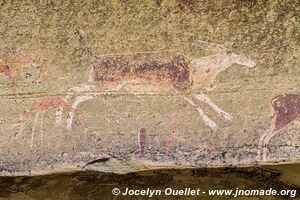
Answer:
(0, 0, 299, 175)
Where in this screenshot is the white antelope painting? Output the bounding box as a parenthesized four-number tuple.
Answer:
(57, 41, 256, 130)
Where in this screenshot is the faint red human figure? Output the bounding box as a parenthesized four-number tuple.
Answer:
(0, 64, 15, 92)
(138, 127, 147, 159)
(258, 94, 300, 161)
(20, 96, 86, 148)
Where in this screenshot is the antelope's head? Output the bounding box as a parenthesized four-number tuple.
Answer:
(226, 50, 256, 68)
(208, 42, 256, 68)
(193, 40, 256, 68)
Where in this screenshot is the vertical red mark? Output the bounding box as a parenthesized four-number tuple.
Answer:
(138, 127, 146, 159)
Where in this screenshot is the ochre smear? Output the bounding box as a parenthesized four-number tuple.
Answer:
(258, 94, 300, 161)
(272, 94, 300, 131)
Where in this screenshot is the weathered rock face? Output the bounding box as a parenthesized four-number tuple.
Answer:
(0, 0, 299, 175)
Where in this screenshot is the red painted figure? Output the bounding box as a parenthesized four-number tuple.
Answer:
(258, 94, 300, 161)
(0, 64, 15, 91)
(138, 127, 147, 159)
(22, 96, 86, 148)
(26, 97, 78, 117)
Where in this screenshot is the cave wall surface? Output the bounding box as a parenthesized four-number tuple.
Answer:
(0, 0, 299, 175)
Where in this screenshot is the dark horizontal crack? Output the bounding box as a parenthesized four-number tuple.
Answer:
(85, 158, 110, 166)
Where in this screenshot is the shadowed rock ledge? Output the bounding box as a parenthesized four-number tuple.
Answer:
(0, 165, 299, 199)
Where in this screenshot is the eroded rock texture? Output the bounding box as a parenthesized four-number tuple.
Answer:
(0, 0, 299, 175)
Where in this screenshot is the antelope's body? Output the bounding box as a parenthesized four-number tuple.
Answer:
(90, 51, 191, 91)
(27, 97, 77, 117)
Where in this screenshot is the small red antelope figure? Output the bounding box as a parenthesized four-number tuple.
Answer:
(62, 40, 256, 130)
(21, 96, 86, 148)
(258, 94, 300, 161)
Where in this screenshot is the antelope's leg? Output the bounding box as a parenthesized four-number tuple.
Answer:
(261, 116, 278, 161)
(31, 112, 40, 148)
(66, 81, 127, 129)
(262, 129, 279, 161)
(64, 83, 94, 129)
(183, 95, 218, 130)
(55, 107, 63, 127)
(195, 94, 233, 120)
(88, 66, 94, 83)
(262, 136, 270, 161)
(18, 114, 24, 136)
(66, 95, 95, 130)
(55, 95, 72, 126)
(258, 129, 271, 161)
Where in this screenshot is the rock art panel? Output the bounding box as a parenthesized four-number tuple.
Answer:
(0, 0, 298, 176)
